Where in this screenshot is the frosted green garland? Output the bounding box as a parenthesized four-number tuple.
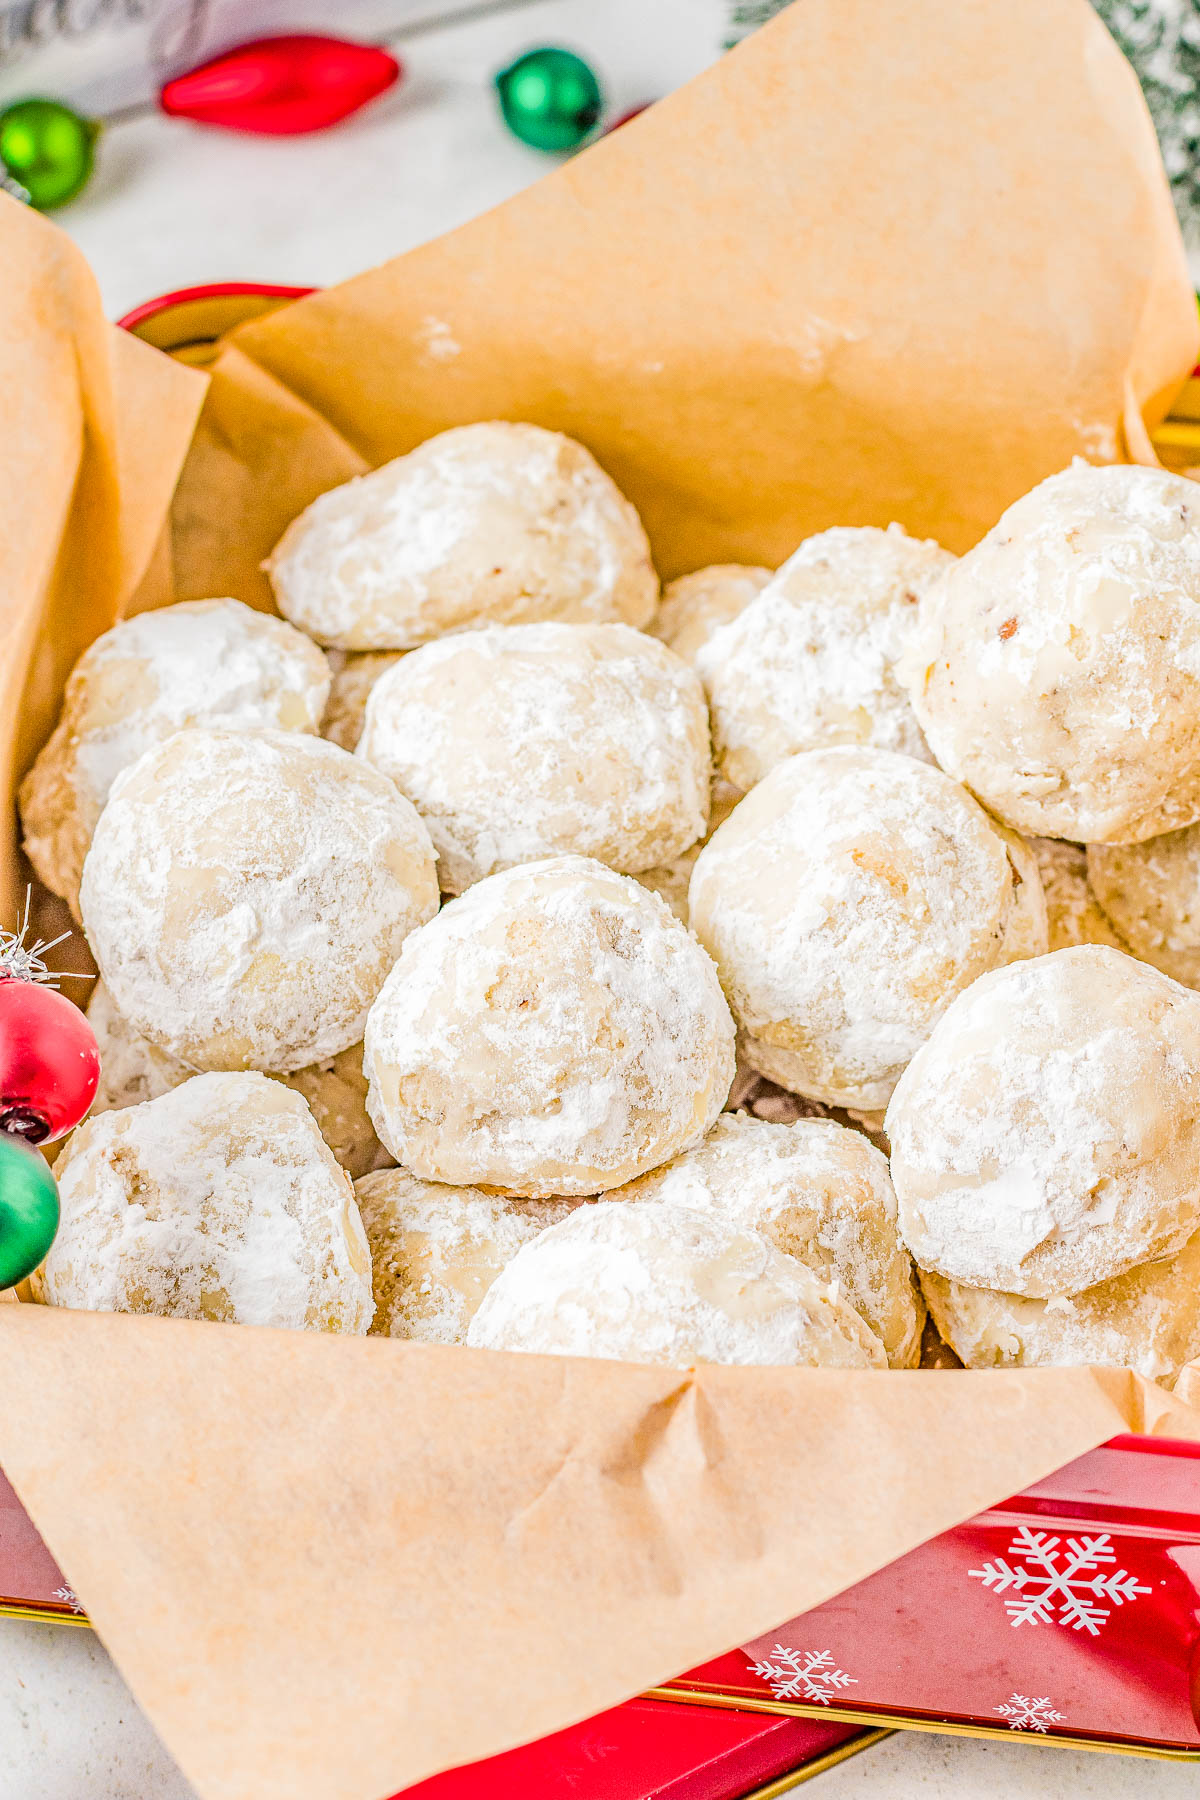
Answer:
(726, 0, 1200, 238)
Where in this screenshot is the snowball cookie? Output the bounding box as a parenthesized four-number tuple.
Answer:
(33, 1072, 374, 1331)
(907, 462, 1200, 844)
(86, 984, 391, 1180)
(1087, 829, 1200, 986)
(19, 598, 331, 918)
(358, 623, 710, 894)
(356, 1168, 575, 1342)
(266, 422, 658, 650)
(612, 1113, 923, 1366)
(921, 1225, 1200, 1388)
(634, 786, 741, 926)
(86, 980, 191, 1113)
(466, 1200, 885, 1368)
(81, 728, 439, 1074)
(697, 526, 953, 793)
(652, 564, 773, 665)
(1032, 839, 1128, 953)
(887, 946, 1200, 1297)
(320, 651, 404, 751)
(689, 747, 1047, 1111)
(364, 857, 736, 1197)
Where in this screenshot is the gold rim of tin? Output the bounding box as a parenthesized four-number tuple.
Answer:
(646, 1688, 1200, 1762)
(738, 1728, 892, 1796)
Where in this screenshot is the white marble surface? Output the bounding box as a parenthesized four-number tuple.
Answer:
(1, 2, 1197, 1796)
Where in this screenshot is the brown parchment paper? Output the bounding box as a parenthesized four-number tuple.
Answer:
(0, 195, 206, 928)
(3, 2, 1200, 1797)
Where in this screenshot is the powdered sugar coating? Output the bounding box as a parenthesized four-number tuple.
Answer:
(86, 980, 191, 1112)
(321, 651, 405, 751)
(887, 946, 1200, 1297)
(34, 1072, 374, 1332)
(907, 462, 1200, 843)
(19, 599, 330, 918)
(1087, 828, 1200, 985)
(688, 748, 1047, 1110)
(921, 1226, 1200, 1388)
(357, 623, 710, 894)
(80, 728, 439, 1074)
(698, 526, 953, 792)
(86, 982, 392, 1181)
(634, 786, 741, 925)
(1031, 838, 1128, 952)
(613, 1113, 922, 1367)
(266, 422, 658, 650)
(651, 564, 773, 666)
(364, 856, 736, 1197)
(356, 1168, 575, 1342)
(465, 1200, 886, 1368)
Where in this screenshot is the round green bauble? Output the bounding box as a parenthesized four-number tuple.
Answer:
(0, 1133, 59, 1290)
(0, 98, 98, 211)
(495, 48, 602, 153)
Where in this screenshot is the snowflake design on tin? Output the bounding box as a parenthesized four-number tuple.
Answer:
(969, 1527, 1152, 1635)
(51, 1585, 84, 1614)
(748, 1646, 858, 1704)
(995, 1693, 1066, 1733)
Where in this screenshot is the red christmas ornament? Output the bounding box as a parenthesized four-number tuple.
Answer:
(159, 34, 401, 136)
(0, 911, 98, 1146)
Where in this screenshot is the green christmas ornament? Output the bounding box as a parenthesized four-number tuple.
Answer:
(495, 48, 602, 152)
(0, 98, 98, 211)
(0, 1133, 59, 1290)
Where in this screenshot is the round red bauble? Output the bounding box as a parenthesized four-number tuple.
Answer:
(0, 979, 99, 1145)
(159, 34, 401, 137)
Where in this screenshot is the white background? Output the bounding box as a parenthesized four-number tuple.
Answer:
(1, 1, 1199, 1794)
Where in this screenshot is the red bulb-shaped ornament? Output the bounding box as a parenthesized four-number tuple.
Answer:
(0, 980, 98, 1145)
(160, 35, 401, 136)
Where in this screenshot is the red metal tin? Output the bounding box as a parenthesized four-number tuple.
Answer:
(655, 1435, 1200, 1759)
(394, 1703, 882, 1799)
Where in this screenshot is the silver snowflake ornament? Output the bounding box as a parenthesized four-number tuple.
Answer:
(748, 1645, 858, 1705)
(995, 1693, 1066, 1733)
(969, 1527, 1152, 1635)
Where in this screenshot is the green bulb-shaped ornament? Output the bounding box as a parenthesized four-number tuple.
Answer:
(495, 48, 602, 153)
(0, 1133, 59, 1290)
(0, 98, 98, 211)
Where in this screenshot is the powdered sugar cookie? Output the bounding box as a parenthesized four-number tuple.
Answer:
(364, 856, 735, 1197)
(689, 747, 1046, 1110)
(86, 980, 191, 1113)
(80, 728, 438, 1074)
(266, 421, 658, 649)
(1087, 829, 1200, 985)
(921, 1227, 1200, 1388)
(634, 786, 740, 926)
(33, 1072, 374, 1331)
(1031, 838, 1128, 952)
(465, 1200, 886, 1368)
(356, 1168, 574, 1341)
(358, 623, 709, 894)
(19, 598, 330, 918)
(613, 1113, 922, 1366)
(652, 564, 772, 665)
(887, 946, 1200, 1297)
(86, 983, 391, 1180)
(908, 462, 1200, 843)
(698, 526, 952, 792)
(321, 651, 404, 751)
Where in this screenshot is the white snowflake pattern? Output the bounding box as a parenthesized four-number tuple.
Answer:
(969, 1527, 1151, 1635)
(749, 1646, 858, 1705)
(995, 1693, 1066, 1733)
(51, 1585, 84, 1615)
